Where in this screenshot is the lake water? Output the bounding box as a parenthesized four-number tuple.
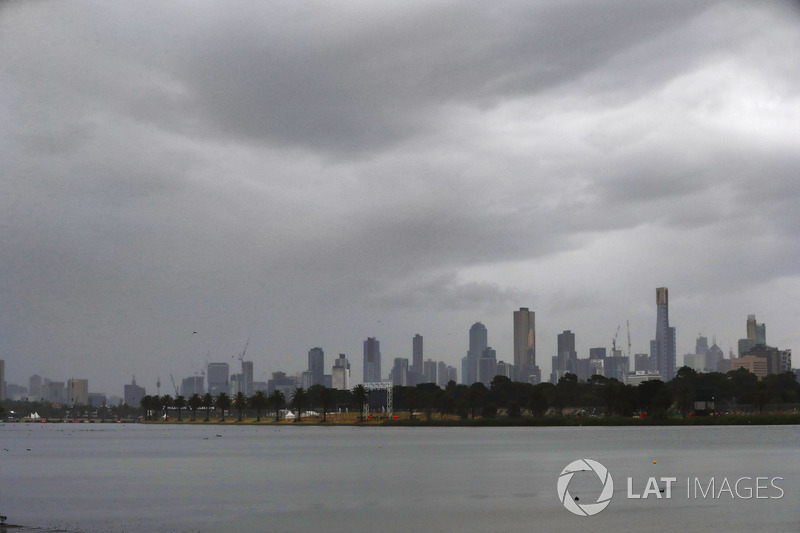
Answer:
(0, 423, 798, 532)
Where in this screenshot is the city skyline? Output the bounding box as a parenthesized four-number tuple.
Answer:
(2, 2, 800, 394)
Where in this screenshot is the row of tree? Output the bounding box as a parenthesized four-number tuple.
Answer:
(137, 367, 800, 422)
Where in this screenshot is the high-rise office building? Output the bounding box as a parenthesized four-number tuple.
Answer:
(180, 376, 204, 397)
(423, 359, 438, 384)
(67, 378, 89, 405)
(411, 334, 424, 385)
(461, 322, 487, 385)
(241, 361, 254, 396)
(477, 347, 497, 386)
(652, 287, 676, 381)
(29, 374, 43, 400)
(437, 361, 448, 387)
(363, 337, 381, 383)
(391, 358, 409, 386)
(332, 354, 351, 390)
(308, 347, 325, 387)
(513, 308, 536, 382)
(589, 347, 607, 360)
(207, 363, 230, 395)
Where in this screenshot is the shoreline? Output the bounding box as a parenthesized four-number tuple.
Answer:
(7, 412, 799, 427)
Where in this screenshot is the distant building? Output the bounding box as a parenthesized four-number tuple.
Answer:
(423, 359, 438, 384)
(67, 379, 89, 405)
(180, 376, 204, 397)
(624, 371, 662, 386)
(332, 354, 351, 390)
(495, 361, 514, 379)
(5, 383, 27, 401)
(29, 374, 43, 400)
(363, 337, 382, 383)
(267, 371, 296, 399)
(477, 347, 497, 386)
(742, 344, 792, 376)
(651, 287, 676, 381)
(391, 358, 409, 387)
(207, 363, 230, 395)
(738, 314, 766, 356)
(46, 381, 66, 404)
(308, 347, 325, 387)
(634, 353, 650, 372)
(241, 361, 254, 396)
(87, 393, 106, 407)
(513, 308, 536, 382)
(462, 322, 487, 385)
(124, 377, 145, 406)
(730, 355, 768, 380)
(589, 347, 606, 360)
(411, 334, 424, 385)
(437, 361, 448, 388)
(446, 365, 458, 385)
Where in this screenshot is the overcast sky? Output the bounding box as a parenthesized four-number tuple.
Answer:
(2, 1, 799, 396)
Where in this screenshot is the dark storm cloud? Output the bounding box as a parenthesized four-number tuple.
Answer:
(1, 1, 799, 391)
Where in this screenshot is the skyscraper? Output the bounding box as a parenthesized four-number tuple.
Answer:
(239, 361, 253, 396)
(207, 363, 230, 395)
(461, 322, 487, 385)
(411, 334, 423, 383)
(514, 308, 536, 382)
(363, 337, 381, 383)
(652, 287, 676, 381)
(391, 358, 409, 386)
(308, 347, 325, 387)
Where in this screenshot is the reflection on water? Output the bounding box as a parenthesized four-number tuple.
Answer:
(0, 423, 798, 532)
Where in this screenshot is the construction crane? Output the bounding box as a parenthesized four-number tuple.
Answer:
(611, 325, 621, 354)
(170, 374, 179, 396)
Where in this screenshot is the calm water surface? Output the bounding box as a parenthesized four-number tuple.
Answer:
(0, 423, 798, 532)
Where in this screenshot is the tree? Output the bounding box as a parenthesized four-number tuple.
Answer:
(291, 387, 308, 422)
(188, 393, 202, 421)
(233, 392, 248, 422)
(216, 392, 231, 422)
(160, 395, 173, 420)
(174, 395, 186, 422)
(250, 390, 268, 422)
(268, 389, 286, 422)
(351, 384, 368, 421)
(755, 381, 768, 414)
(202, 393, 214, 421)
(308, 385, 335, 422)
(467, 383, 488, 419)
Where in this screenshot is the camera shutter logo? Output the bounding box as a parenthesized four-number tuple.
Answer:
(557, 459, 614, 516)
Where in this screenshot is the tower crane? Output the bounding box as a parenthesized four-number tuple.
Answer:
(611, 325, 621, 354)
(627, 320, 632, 358)
(170, 374, 180, 396)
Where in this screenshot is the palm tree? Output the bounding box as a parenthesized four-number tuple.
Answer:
(318, 387, 335, 422)
(174, 395, 186, 422)
(160, 395, 173, 420)
(250, 390, 268, 422)
(233, 392, 248, 422)
(351, 384, 368, 422)
(202, 392, 214, 421)
(268, 390, 286, 422)
(216, 392, 231, 422)
(188, 393, 202, 421)
(291, 387, 308, 422)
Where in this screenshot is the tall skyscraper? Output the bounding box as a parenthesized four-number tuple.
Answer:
(513, 308, 536, 382)
(462, 322, 487, 385)
(124, 376, 145, 406)
(363, 337, 381, 383)
(308, 347, 325, 387)
(207, 363, 230, 395)
(241, 361, 254, 396)
(652, 287, 676, 381)
(412, 334, 423, 379)
(29, 374, 43, 400)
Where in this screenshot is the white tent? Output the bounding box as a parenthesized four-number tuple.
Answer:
(30, 412, 41, 419)
(284, 411, 295, 419)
